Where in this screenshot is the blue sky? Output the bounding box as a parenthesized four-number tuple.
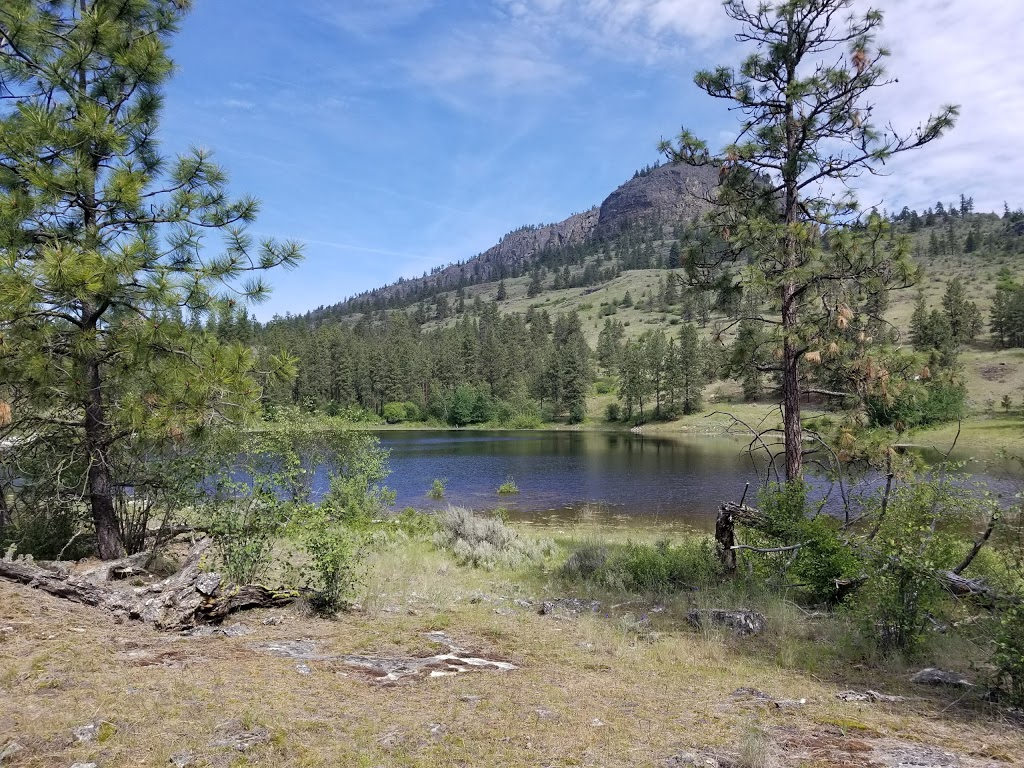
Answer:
(158, 0, 1024, 320)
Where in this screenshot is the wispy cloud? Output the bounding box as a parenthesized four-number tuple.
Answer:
(306, 0, 434, 38)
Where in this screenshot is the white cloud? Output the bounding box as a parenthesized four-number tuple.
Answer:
(854, 0, 1024, 212)
(309, 0, 433, 37)
(472, 0, 1024, 212)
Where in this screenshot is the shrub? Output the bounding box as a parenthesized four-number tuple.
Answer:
(865, 378, 966, 430)
(427, 478, 447, 500)
(382, 402, 407, 423)
(433, 506, 554, 570)
(605, 403, 622, 422)
(561, 537, 721, 594)
(992, 603, 1024, 707)
(497, 476, 520, 495)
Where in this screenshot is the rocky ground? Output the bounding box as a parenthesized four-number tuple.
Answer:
(1, 541, 1022, 767)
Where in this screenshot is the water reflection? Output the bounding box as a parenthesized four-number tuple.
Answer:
(368, 430, 1022, 532)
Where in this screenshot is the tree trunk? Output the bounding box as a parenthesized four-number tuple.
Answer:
(83, 357, 124, 560)
(781, 300, 803, 482)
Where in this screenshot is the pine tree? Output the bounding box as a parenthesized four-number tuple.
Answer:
(677, 323, 707, 414)
(941, 278, 981, 344)
(662, 0, 956, 481)
(0, 0, 302, 558)
(496, 280, 507, 301)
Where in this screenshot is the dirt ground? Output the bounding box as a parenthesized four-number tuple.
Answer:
(2, 552, 1023, 768)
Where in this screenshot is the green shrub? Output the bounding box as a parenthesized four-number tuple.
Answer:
(748, 482, 862, 605)
(605, 403, 622, 422)
(497, 476, 520, 495)
(992, 603, 1024, 707)
(865, 378, 966, 430)
(562, 537, 721, 594)
(382, 402, 407, 423)
(427, 478, 447, 500)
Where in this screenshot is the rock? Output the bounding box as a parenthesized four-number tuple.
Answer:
(537, 598, 601, 617)
(687, 609, 767, 636)
(534, 708, 558, 720)
(195, 573, 221, 596)
(597, 163, 717, 239)
(664, 752, 728, 768)
(836, 689, 906, 703)
(261, 615, 284, 626)
(0, 742, 23, 764)
(72, 723, 100, 743)
(184, 622, 250, 638)
(730, 687, 806, 708)
(295, 663, 312, 675)
(911, 668, 973, 687)
(514, 599, 532, 609)
(256, 640, 328, 660)
(427, 723, 446, 740)
(70, 763, 98, 768)
(169, 750, 195, 767)
(209, 723, 271, 752)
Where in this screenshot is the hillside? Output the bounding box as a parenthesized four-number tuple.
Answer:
(305, 161, 718, 322)
(257, 179, 1024, 428)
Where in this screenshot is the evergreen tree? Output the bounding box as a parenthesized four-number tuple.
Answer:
(496, 280, 507, 301)
(527, 268, 543, 298)
(0, 0, 302, 558)
(677, 323, 706, 414)
(941, 278, 982, 343)
(662, 0, 956, 481)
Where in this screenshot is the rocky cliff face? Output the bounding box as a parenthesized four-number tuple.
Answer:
(332, 162, 718, 312)
(597, 162, 718, 238)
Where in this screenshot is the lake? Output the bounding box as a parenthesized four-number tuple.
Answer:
(372, 430, 1023, 532)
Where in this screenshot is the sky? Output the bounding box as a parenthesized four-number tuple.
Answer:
(157, 0, 1024, 321)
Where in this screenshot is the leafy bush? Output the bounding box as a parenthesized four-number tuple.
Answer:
(561, 538, 721, 594)
(497, 476, 520, 495)
(992, 603, 1024, 707)
(605, 403, 622, 422)
(865, 378, 966, 431)
(850, 480, 980, 654)
(433, 506, 554, 570)
(200, 422, 393, 602)
(427, 478, 447, 500)
(382, 402, 407, 423)
(751, 482, 862, 605)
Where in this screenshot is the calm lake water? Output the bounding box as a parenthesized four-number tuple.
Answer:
(371, 430, 1023, 532)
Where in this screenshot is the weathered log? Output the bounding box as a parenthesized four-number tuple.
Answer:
(0, 538, 295, 630)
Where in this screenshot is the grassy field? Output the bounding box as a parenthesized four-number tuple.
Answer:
(2, 526, 1023, 768)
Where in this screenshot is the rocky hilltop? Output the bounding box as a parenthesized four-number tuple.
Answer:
(328, 162, 718, 313)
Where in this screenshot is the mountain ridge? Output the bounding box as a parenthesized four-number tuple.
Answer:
(316, 162, 718, 317)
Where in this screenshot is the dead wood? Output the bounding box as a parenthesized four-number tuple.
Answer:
(0, 538, 295, 630)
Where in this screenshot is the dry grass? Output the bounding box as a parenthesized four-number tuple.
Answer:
(2, 534, 1023, 767)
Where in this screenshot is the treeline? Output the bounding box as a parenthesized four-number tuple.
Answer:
(256, 303, 592, 426)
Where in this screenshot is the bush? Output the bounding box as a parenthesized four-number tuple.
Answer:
(865, 378, 966, 430)
(497, 476, 520, 495)
(605, 403, 622, 421)
(382, 402, 407, 423)
(427, 478, 446, 500)
(992, 603, 1024, 707)
(433, 506, 554, 570)
(561, 538, 721, 594)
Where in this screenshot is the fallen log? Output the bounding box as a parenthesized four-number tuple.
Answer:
(0, 538, 295, 631)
